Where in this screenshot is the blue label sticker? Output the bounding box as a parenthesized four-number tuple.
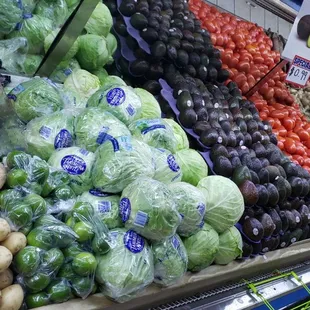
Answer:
(106, 88, 125, 106)
(79, 148, 89, 156)
(8, 84, 25, 101)
(23, 13, 33, 19)
(126, 104, 135, 116)
(61, 155, 86, 175)
(124, 230, 145, 253)
(98, 201, 111, 213)
(54, 129, 73, 149)
(134, 211, 148, 227)
(63, 68, 73, 76)
(198, 220, 204, 228)
(141, 124, 166, 135)
(43, 78, 58, 89)
(15, 22, 22, 31)
(39, 126, 52, 140)
(89, 189, 112, 197)
(119, 198, 131, 223)
(118, 136, 132, 151)
(197, 203, 206, 216)
(110, 231, 118, 240)
(167, 154, 180, 172)
(171, 235, 180, 250)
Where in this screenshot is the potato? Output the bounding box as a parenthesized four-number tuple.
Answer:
(0, 219, 11, 242)
(0, 232, 27, 255)
(0, 269, 13, 290)
(0, 164, 6, 190)
(0, 284, 24, 310)
(0, 246, 12, 273)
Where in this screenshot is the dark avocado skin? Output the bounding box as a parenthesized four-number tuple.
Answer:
(298, 15, 310, 40)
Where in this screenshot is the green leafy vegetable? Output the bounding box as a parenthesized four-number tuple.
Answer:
(134, 88, 161, 119)
(19, 55, 42, 75)
(91, 68, 109, 85)
(0, 2, 23, 35)
(50, 58, 81, 83)
(164, 119, 189, 151)
(105, 33, 117, 64)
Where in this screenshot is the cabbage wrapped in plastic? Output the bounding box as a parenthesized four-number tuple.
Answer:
(183, 224, 219, 272)
(75, 108, 130, 152)
(152, 235, 188, 287)
(168, 182, 206, 237)
(25, 111, 74, 160)
(91, 137, 154, 193)
(197, 176, 244, 233)
(175, 149, 208, 186)
(96, 228, 154, 302)
(23, 0, 39, 14)
(48, 147, 95, 195)
(120, 177, 181, 241)
(214, 226, 243, 265)
(164, 119, 189, 151)
(152, 148, 182, 184)
(105, 33, 117, 64)
(87, 85, 142, 126)
(134, 88, 161, 119)
(8, 78, 64, 123)
(79, 190, 122, 229)
(19, 54, 43, 75)
(90, 68, 108, 85)
(101, 76, 127, 89)
(7, 15, 53, 55)
(61, 89, 85, 112)
(84, 3, 112, 37)
(0, 1, 23, 35)
(35, 0, 68, 27)
(50, 58, 81, 83)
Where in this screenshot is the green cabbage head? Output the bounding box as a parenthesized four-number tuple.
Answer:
(175, 149, 208, 186)
(96, 228, 154, 302)
(85, 3, 112, 37)
(214, 226, 243, 265)
(50, 58, 81, 83)
(8, 78, 64, 123)
(91, 137, 155, 193)
(152, 234, 188, 287)
(197, 176, 244, 233)
(101, 76, 127, 89)
(0, 2, 22, 35)
(20, 54, 43, 75)
(164, 119, 189, 151)
(168, 182, 206, 237)
(183, 224, 219, 272)
(134, 88, 161, 119)
(25, 111, 74, 160)
(120, 177, 181, 241)
(48, 147, 95, 195)
(106, 33, 117, 64)
(75, 108, 130, 152)
(91, 68, 109, 85)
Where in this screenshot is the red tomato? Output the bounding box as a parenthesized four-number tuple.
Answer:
(278, 126, 287, 137)
(287, 131, 300, 141)
(278, 141, 284, 150)
(284, 138, 297, 154)
(270, 110, 288, 119)
(259, 112, 268, 120)
(304, 157, 310, 167)
(282, 117, 295, 131)
(297, 129, 310, 142)
(238, 61, 250, 73)
(292, 155, 304, 166)
(273, 118, 282, 129)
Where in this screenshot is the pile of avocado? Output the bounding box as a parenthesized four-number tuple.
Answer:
(297, 15, 310, 47)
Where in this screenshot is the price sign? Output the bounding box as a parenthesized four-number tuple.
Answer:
(285, 55, 310, 87)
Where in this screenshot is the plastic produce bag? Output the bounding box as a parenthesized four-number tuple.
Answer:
(87, 85, 142, 126)
(152, 235, 188, 287)
(163, 119, 189, 151)
(120, 177, 181, 241)
(129, 119, 177, 153)
(50, 58, 81, 83)
(152, 148, 182, 184)
(23, 0, 39, 14)
(19, 54, 43, 75)
(25, 111, 74, 160)
(48, 147, 95, 195)
(134, 88, 161, 120)
(7, 78, 64, 123)
(96, 228, 154, 302)
(91, 137, 155, 193)
(0, 1, 23, 35)
(75, 108, 130, 152)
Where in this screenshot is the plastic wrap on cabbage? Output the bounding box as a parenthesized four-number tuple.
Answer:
(134, 88, 161, 119)
(44, 29, 79, 61)
(0, 1, 23, 35)
(129, 119, 177, 153)
(61, 89, 85, 112)
(63, 69, 100, 106)
(19, 54, 43, 75)
(76, 35, 109, 71)
(23, 0, 39, 14)
(79, 190, 122, 229)
(175, 149, 208, 186)
(197, 176, 244, 234)
(35, 0, 68, 27)
(75, 108, 130, 152)
(48, 147, 95, 195)
(152, 235, 187, 287)
(91, 137, 155, 193)
(84, 3, 112, 37)
(120, 177, 181, 241)
(7, 15, 53, 55)
(95, 228, 154, 302)
(152, 148, 182, 184)
(25, 111, 74, 160)
(183, 224, 219, 272)
(168, 182, 206, 237)
(105, 33, 117, 64)
(101, 76, 127, 89)
(7, 78, 64, 123)
(87, 85, 142, 126)
(214, 226, 243, 265)
(163, 119, 189, 151)
(50, 58, 81, 83)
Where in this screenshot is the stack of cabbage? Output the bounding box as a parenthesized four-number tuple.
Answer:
(0, 0, 115, 80)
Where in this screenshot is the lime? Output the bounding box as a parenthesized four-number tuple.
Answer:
(19, 222, 33, 236)
(25, 292, 50, 308)
(24, 272, 50, 293)
(53, 185, 76, 200)
(72, 252, 97, 276)
(41, 248, 64, 274)
(92, 235, 110, 255)
(14, 246, 41, 275)
(65, 217, 76, 228)
(34, 215, 61, 228)
(0, 189, 22, 210)
(31, 159, 49, 184)
(24, 194, 47, 218)
(72, 201, 94, 221)
(57, 263, 76, 279)
(6, 169, 28, 188)
(6, 151, 29, 169)
(74, 221, 94, 242)
(46, 279, 71, 303)
(62, 242, 83, 259)
(27, 227, 53, 250)
(8, 204, 33, 229)
(71, 276, 93, 298)
(28, 182, 43, 195)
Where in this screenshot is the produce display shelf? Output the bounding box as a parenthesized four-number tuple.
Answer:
(37, 240, 310, 310)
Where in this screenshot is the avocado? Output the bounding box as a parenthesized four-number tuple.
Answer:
(273, 176, 287, 203)
(250, 158, 263, 173)
(236, 146, 250, 157)
(242, 217, 264, 242)
(251, 131, 262, 144)
(271, 235, 281, 250)
(258, 168, 270, 184)
(200, 128, 219, 147)
(301, 225, 310, 240)
(283, 179, 292, 198)
(261, 237, 275, 254)
(231, 157, 242, 169)
(301, 178, 310, 196)
(227, 131, 237, 147)
(251, 142, 267, 158)
(130, 13, 148, 30)
(232, 166, 251, 186)
(242, 241, 253, 258)
(268, 209, 282, 234)
(179, 109, 198, 128)
(143, 80, 161, 95)
(289, 176, 304, 197)
(278, 210, 289, 233)
(253, 206, 265, 217)
(130, 59, 149, 76)
(193, 121, 210, 135)
(176, 91, 193, 111)
(241, 153, 252, 166)
(274, 165, 287, 179)
(196, 108, 209, 122)
(214, 156, 233, 177)
(298, 205, 310, 227)
(239, 207, 255, 224)
(289, 228, 303, 245)
(279, 231, 290, 249)
(258, 213, 276, 238)
(265, 166, 281, 182)
(282, 162, 299, 178)
(285, 210, 298, 230)
(250, 170, 260, 184)
(252, 242, 262, 255)
(256, 184, 269, 206)
(239, 180, 259, 206)
(210, 145, 229, 161)
(227, 147, 239, 158)
(260, 158, 270, 168)
(291, 209, 302, 228)
(119, 0, 136, 16)
(297, 15, 310, 40)
(267, 150, 282, 165)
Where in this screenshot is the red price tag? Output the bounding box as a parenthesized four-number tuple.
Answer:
(285, 55, 310, 87)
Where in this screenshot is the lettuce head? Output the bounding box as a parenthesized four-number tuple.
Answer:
(164, 119, 189, 151)
(0, 1, 23, 35)
(20, 54, 43, 75)
(50, 58, 81, 83)
(134, 88, 161, 119)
